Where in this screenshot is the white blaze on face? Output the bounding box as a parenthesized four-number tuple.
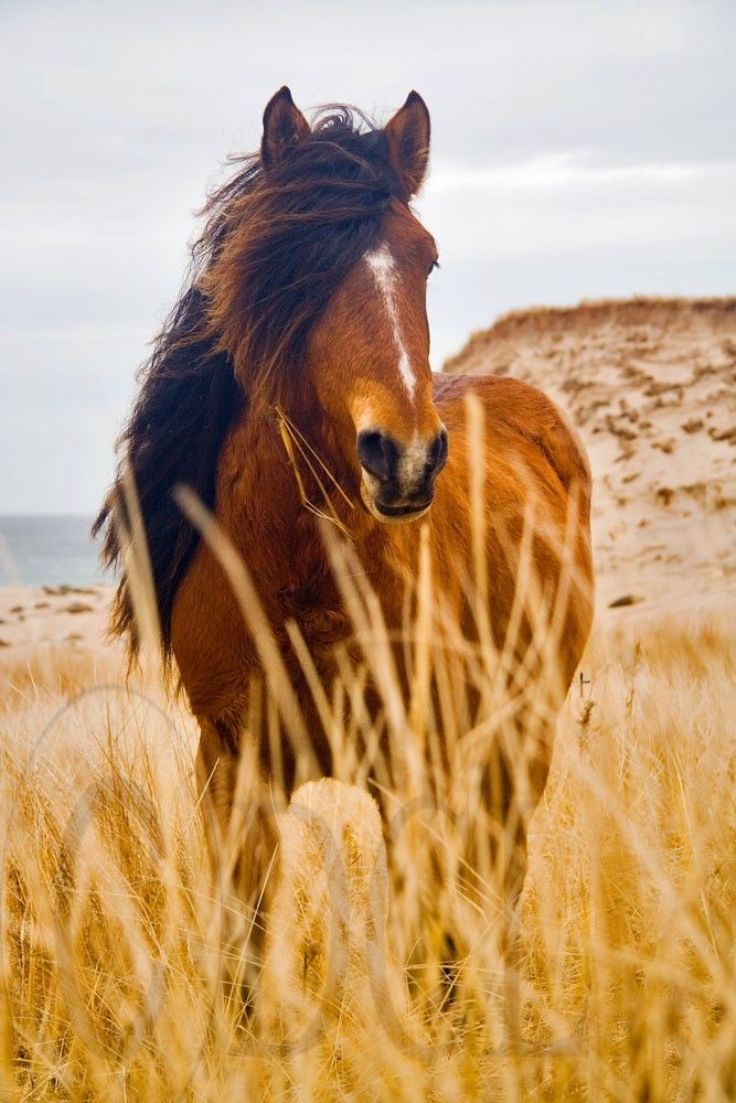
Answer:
(364, 244, 416, 399)
(398, 432, 429, 496)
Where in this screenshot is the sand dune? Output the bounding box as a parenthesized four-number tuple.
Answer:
(445, 296, 736, 615)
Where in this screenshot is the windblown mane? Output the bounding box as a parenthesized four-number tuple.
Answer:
(93, 106, 404, 662)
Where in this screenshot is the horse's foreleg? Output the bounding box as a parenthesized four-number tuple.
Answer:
(477, 717, 553, 914)
(195, 716, 280, 990)
(195, 717, 239, 867)
(477, 720, 554, 1050)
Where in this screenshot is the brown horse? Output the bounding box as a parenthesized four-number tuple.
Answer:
(96, 87, 594, 924)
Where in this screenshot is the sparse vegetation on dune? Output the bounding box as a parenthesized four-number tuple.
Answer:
(444, 296, 736, 373)
(1, 602, 735, 1100)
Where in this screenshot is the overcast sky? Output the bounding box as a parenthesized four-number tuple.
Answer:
(1, 0, 734, 514)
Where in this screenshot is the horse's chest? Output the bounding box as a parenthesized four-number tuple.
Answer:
(277, 574, 351, 656)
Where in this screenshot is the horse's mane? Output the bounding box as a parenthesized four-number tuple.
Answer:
(93, 105, 404, 663)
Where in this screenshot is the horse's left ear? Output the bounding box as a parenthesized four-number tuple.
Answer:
(261, 86, 310, 168)
(384, 91, 431, 197)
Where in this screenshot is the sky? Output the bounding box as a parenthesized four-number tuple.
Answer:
(1, 0, 734, 514)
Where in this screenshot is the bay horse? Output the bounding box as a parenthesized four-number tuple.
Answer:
(95, 87, 594, 939)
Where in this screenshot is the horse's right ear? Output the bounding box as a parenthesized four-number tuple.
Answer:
(261, 86, 310, 168)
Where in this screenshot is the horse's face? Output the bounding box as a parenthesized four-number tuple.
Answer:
(309, 201, 446, 523)
(289, 93, 446, 524)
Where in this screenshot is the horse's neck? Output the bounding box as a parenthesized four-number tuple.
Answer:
(217, 401, 353, 598)
(219, 405, 299, 528)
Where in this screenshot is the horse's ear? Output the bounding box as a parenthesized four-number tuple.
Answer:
(384, 91, 431, 197)
(261, 86, 310, 168)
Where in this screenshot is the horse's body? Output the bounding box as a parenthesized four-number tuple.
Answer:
(173, 369, 592, 822)
(97, 88, 594, 917)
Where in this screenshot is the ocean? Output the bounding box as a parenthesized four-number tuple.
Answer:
(0, 516, 108, 588)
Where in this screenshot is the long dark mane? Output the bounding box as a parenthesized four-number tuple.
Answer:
(94, 105, 404, 662)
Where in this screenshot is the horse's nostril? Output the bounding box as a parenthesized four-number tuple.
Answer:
(428, 427, 449, 476)
(357, 430, 398, 482)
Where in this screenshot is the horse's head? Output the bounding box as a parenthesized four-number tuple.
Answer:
(261, 88, 447, 524)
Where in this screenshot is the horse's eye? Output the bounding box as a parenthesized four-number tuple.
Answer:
(427, 258, 440, 277)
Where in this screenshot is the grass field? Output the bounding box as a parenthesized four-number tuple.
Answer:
(1, 596, 734, 1100)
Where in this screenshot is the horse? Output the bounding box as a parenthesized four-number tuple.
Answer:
(95, 87, 594, 942)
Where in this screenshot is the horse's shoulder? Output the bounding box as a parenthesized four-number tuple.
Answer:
(434, 372, 591, 506)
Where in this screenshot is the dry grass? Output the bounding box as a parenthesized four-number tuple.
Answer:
(4, 302, 732, 1099)
(1, 595, 735, 1099)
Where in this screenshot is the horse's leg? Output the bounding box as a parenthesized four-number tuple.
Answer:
(195, 715, 280, 1002)
(195, 717, 239, 869)
(470, 710, 553, 907)
(478, 718, 554, 1052)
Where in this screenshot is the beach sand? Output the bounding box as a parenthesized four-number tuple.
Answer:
(0, 584, 112, 661)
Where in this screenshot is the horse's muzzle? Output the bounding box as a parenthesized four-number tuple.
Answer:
(357, 426, 447, 523)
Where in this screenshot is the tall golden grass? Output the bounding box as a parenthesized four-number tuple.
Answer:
(1, 483, 735, 1099)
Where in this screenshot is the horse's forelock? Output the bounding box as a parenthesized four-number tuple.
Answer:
(198, 109, 404, 393)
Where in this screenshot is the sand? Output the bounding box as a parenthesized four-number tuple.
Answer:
(0, 584, 112, 661)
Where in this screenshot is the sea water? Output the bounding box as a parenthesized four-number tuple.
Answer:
(0, 516, 108, 587)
